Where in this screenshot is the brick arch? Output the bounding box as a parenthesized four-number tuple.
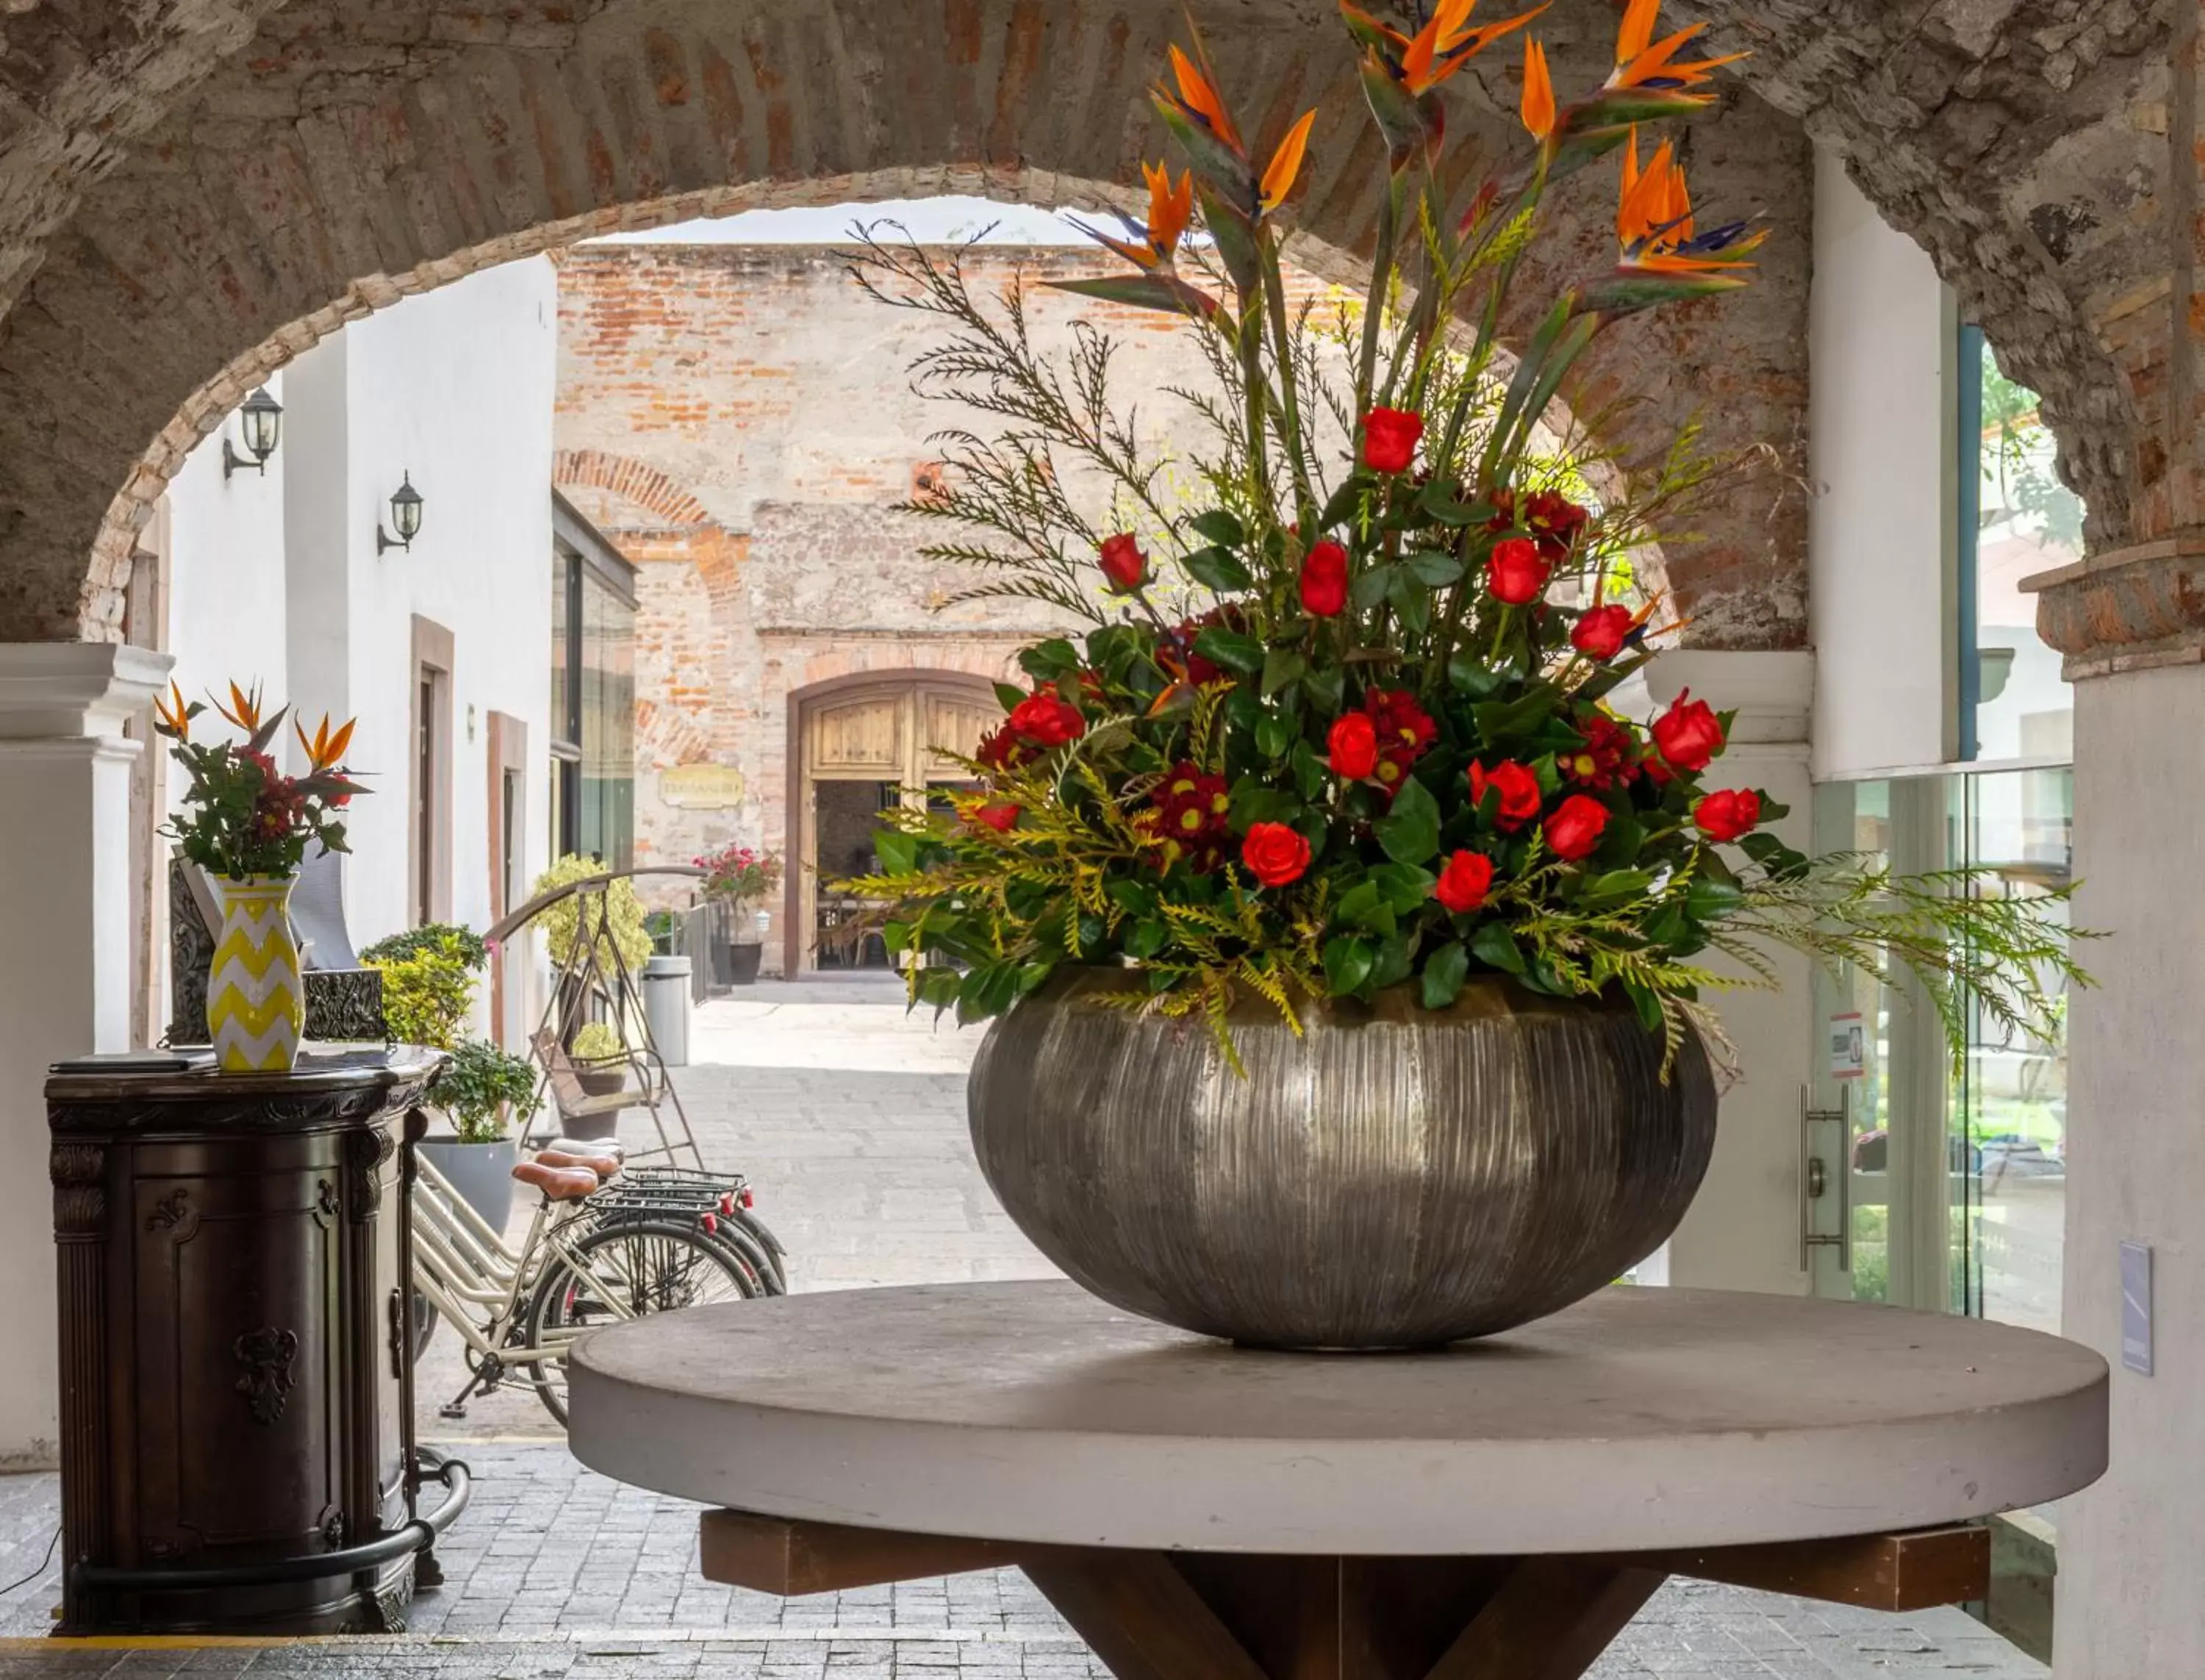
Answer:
(0, 0, 2163, 654)
(553, 449, 714, 529)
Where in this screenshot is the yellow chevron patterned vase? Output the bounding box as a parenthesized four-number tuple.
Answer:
(207, 874, 304, 1073)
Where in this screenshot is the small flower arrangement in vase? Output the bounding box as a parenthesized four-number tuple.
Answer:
(695, 843, 783, 985)
(837, 0, 2090, 1349)
(153, 681, 367, 1073)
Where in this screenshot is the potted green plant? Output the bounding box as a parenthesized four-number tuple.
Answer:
(569, 1020, 627, 1098)
(695, 843, 782, 986)
(151, 681, 368, 1072)
(842, 0, 2089, 1351)
(417, 1038, 539, 1232)
(360, 927, 481, 1051)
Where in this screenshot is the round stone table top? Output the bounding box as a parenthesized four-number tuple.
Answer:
(568, 1280, 2108, 1555)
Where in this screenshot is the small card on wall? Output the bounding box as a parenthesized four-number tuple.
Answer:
(2120, 1241, 2154, 1376)
(1828, 1012, 1865, 1081)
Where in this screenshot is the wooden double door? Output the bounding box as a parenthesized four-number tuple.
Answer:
(788, 675, 1000, 974)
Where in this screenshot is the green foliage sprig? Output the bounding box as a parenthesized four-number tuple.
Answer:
(365, 931, 477, 1051)
(434, 1039, 539, 1144)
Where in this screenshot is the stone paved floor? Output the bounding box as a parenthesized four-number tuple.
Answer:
(0, 979, 2048, 1678)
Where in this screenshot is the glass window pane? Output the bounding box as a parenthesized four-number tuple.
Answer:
(578, 570, 635, 867)
(551, 546, 573, 747)
(1971, 348, 2078, 761)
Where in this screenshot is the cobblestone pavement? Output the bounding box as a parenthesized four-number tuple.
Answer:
(0, 979, 2047, 1678)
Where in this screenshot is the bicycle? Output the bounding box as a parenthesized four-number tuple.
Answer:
(411, 1141, 771, 1426)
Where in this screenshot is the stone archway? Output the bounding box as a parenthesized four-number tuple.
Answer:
(0, 0, 1834, 657)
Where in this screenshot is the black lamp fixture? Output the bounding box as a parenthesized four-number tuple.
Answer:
(221, 387, 284, 480)
(377, 473, 425, 555)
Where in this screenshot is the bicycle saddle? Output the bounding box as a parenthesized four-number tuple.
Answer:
(534, 1148, 622, 1182)
(511, 1160, 601, 1201)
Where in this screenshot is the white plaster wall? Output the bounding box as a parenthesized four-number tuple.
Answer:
(163, 371, 290, 780)
(1807, 149, 1954, 779)
(2055, 664, 2205, 1678)
(334, 258, 557, 959)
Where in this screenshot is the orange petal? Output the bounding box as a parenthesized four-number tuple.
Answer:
(1519, 38, 1555, 142)
(1616, 0, 1660, 66)
(1168, 43, 1241, 149)
(327, 717, 357, 765)
(1258, 110, 1318, 215)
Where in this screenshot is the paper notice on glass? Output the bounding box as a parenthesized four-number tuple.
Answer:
(2122, 1241, 2154, 1376)
(1828, 1013, 1865, 1081)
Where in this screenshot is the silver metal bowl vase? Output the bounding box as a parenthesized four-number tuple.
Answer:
(967, 966, 1718, 1349)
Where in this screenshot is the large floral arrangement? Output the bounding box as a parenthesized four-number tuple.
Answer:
(847, 0, 2082, 1068)
(153, 680, 365, 880)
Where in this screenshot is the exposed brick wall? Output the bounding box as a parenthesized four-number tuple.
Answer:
(0, 0, 1826, 659)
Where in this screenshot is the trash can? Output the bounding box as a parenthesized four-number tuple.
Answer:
(643, 953, 692, 1067)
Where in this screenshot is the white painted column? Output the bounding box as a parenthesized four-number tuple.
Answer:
(0, 642, 170, 1467)
(1646, 650, 1817, 1296)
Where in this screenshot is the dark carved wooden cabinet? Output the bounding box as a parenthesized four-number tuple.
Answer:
(46, 1049, 459, 1634)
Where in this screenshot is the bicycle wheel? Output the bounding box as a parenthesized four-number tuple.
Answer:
(525, 1217, 763, 1424)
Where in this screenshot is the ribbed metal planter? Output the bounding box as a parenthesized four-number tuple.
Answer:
(968, 967, 1718, 1349)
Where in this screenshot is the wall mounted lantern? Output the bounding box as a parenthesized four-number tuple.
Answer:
(221, 387, 284, 480)
(376, 473, 425, 555)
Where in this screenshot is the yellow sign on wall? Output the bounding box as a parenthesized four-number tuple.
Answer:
(660, 764, 745, 809)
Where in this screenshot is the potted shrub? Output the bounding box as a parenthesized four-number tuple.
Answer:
(360, 927, 480, 1052)
(560, 1020, 628, 1141)
(841, 1, 2088, 1351)
(417, 1038, 538, 1232)
(695, 843, 782, 986)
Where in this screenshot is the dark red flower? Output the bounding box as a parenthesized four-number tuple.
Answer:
(1521, 489, 1589, 561)
(1544, 794, 1611, 861)
(1299, 539, 1349, 617)
(1006, 692, 1086, 750)
(1149, 761, 1233, 874)
(1571, 604, 1635, 661)
(1563, 712, 1638, 790)
(975, 723, 1028, 772)
(1433, 850, 1496, 915)
(1327, 712, 1379, 780)
(1652, 689, 1725, 773)
(1363, 688, 1437, 797)
(1099, 532, 1148, 592)
(1168, 605, 1252, 688)
(1693, 788, 1763, 843)
(1485, 536, 1550, 606)
(1241, 822, 1312, 889)
(1468, 760, 1543, 830)
(971, 802, 1022, 833)
(1360, 408, 1424, 475)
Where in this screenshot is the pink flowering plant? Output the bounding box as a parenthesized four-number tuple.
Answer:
(844, 0, 2082, 1069)
(695, 843, 784, 902)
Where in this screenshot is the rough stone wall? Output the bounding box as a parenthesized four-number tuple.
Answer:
(0, 0, 1818, 657)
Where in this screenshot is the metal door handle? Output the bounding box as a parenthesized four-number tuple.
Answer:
(1801, 1085, 1850, 1275)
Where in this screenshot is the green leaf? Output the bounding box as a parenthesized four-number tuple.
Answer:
(1416, 483, 1496, 527)
(917, 966, 962, 1011)
(1419, 941, 1470, 1009)
(1685, 877, 1746, 922)
(1447, 653, 1502, 698)
(1192, 628, 1266, 675)
(1366, 862, 1437, 913)
(1323, 935, 1375, 996)
(1406, 550, 1465, 587)
(1370, 928, 1419, 991)
(1582, 868, 1654, 902)
(1385, 567, 1432, 637)
(1261, 649, 1308, 699)
(1184, 545, 1256, 592)
(1624, 979, 1665, 1033)
(1334, 880, 1395, 934)
(1189, 509, 1247, 547)
(1045, 272, 1221, 317)
(1019, 639, 1083, 683)
(1471, 686, 1560, 743)
(873, 829, 920, 877)
(1291, 739, 1327, 799)
(1373, 776, 1441, 866)
(992, 681, 1027, 713)
(1124, 919, 1169, 959)
(1351, 563, 1396, 611)
(1470, 922, 1527, 976)
(1105, 877, 1160, 916)
(1319, 477, 1370, 531)
(1255, 709, 1296, 758)
(1302, 664, 1345, 715)
(1227, 776, 1295, 829)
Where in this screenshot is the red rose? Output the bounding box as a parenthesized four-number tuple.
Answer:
(1099, 532, 1148, 592)
(1006, 692, 1086, 749)
(971, 802, 1021, 833)
(1241, 822, 1312, 889)
(1652, 689, 1725, 772)
(1693, 788, 1763, 843)
(1544, 794, 1611, 861)
(1571, 604, 1635, 661)
(1468, 759, 1543, 830)
(1485, 536, 1550, 606)
(1360, 407, 1424, 475)
(1327, 712, 1379, 780)
(1433, 850, 1496, 915)
(1299, 539, 1349, 617)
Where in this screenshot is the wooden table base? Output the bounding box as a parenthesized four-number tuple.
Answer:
(698, 1512, 1990, 1680)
